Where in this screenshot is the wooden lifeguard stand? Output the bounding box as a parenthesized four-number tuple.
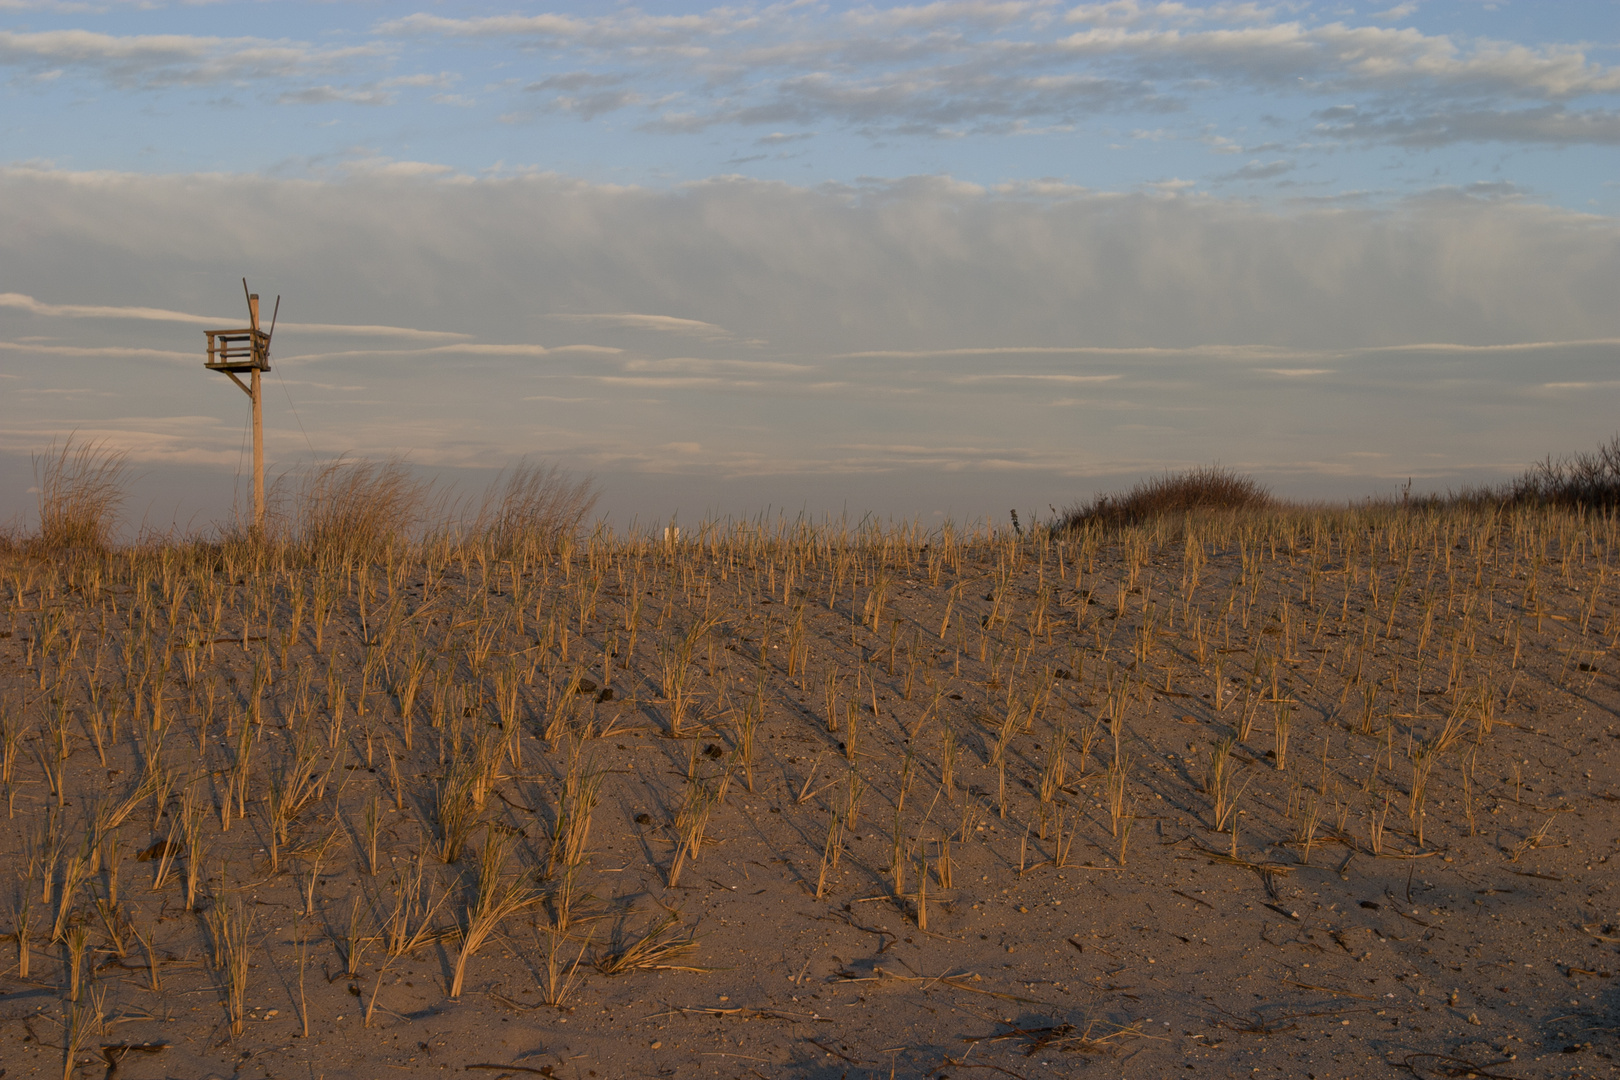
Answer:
(205, 280, 278, 531)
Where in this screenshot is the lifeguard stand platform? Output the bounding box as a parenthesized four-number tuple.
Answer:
(205, 281, 278, 531)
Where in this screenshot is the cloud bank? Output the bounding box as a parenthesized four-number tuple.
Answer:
(1, 164, 1616, 526)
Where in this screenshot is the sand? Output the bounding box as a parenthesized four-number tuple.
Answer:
(0, 511, 1616, 1079)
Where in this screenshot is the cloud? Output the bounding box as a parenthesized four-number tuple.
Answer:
(1315, 104, 1620, 147)
(844, 2, 1043, 31)
(948, 372, 1125, 384)
(4, 168, 1614, 357)
(836, 345, 1283, 358)
(0, 414, 250, 468)
(548, 89, 644, 120)
(1368, 2, 1420, 21)
(275, 343, 623, 363)
(10, 3, 1618, 166)
(0, 2, 100, 10)
(280, 323, 466, 341)
(622, 357, 811, 374)
(277, 85, 393, 107)
(1056, 22, 1620, 99)
(339, 157, 461, 179)
(526, 71, 623, 92)
(359, 3, 1620, 151)
(0, 28, 378, 90)
(0, 291, 229, 325)
(0, 340, 193, 362)
(2, 166, 1617, 524)
(546, 313, 733, 339)
(1356, 337, 1620, 354)
(0, 291, 470, 339)
(1218, 158, 1294, 181)
(642, 69, 1163, 136)
(1539, 381, 1620, 391)
(1064, 3, 1279, 28)
(586, 374, 745, 389)
(379, 72, 458, 90)
(377, 11, 738, 49)
(421, 343, 621, 357)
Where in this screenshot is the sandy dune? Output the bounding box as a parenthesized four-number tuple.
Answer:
(1, 509, 1616, 1079)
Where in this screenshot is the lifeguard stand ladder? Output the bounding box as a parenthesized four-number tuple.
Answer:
(205, 279, 278, 532)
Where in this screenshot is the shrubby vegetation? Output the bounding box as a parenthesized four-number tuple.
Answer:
(1058, 433, 1620, 532)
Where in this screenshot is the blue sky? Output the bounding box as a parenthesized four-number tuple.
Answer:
(8, 1, 1620, 207)
(2, 1, 1619, 530)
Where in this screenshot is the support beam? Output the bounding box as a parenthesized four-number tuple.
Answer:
(247, 290, 264, 533)
(251, 367, 264, 532)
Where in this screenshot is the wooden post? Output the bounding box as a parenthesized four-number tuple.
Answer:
(251, 367, 264, 531)
(205, 282, 276, 535)
(247, 292, 264, 532)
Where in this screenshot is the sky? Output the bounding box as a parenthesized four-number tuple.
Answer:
(2, 0, 1618, 533)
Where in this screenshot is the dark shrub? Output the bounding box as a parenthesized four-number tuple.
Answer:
(1502, 434, 1620, 509)
(1058, 465, 1272, 529)
(1401, 434, 1620, 512)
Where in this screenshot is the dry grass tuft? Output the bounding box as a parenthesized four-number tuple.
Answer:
(292, 458, 431, 567)
(33, 438, 130, 552)
(596, 906, 698, 976)
(449, 828, 537, 999)
(478, 460, 599, 557)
